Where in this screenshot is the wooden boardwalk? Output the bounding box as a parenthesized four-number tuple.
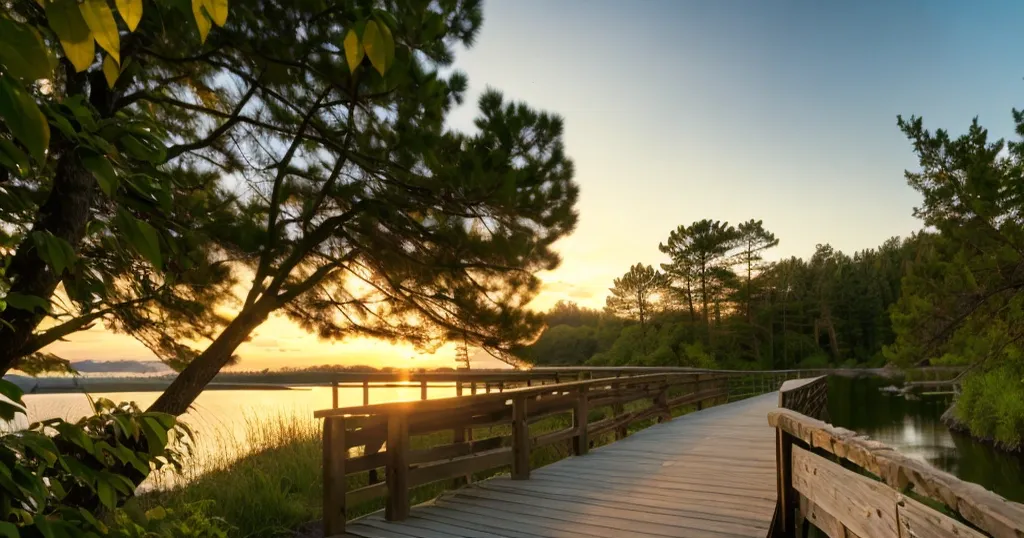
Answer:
(341, 393, 779, 538)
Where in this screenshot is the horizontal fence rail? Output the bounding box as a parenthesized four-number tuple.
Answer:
(316, 370, 813, 536)
(320, 366, 836, 408)
(770, 379, 1024, 538)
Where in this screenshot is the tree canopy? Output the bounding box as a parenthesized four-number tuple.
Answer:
(604, 263, 666, 328)
(1, 0, 580, 416)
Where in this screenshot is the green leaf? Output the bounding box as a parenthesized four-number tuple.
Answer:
(4, 292, 50, 313)
(362, 20, 393, 76)
(82, 151, 118, 195)
(0, 137, 30, 174)
(119, 133, 164, 163)
(32, 231, 76, 275)
(96, 479, 116, 510)
(145, 506, 167, 521)
(0, 379, 24, 405)
(343, 28, 364, 72)
(0, 400, 23, 421)
(79, 0, 120, 64)
(46, 0, 96, 73)
(0, 380, 25, 420)
(54, 422, 95, 453)
(141, 416, 168, 453)
(18, 432, 59, 466)
(0, 521, 17, 538)
(115, 0, 143, 32)
(191, 0, 212, 43)
(115, 209, 163, 270)
(32, 516, 55, 538)
(0, 17, 53, 81)
(102, 54, 121, 88)
(77, 508, 107, 534)
(0, 76, 50, 162)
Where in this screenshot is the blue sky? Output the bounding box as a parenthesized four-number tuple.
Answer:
(445, 0, 1024, 308)
(47, 1, 1024, 368)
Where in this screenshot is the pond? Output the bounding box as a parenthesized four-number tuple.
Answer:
(827, 375, 1024, 503)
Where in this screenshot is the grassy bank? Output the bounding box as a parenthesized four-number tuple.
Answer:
(142, 396, 714, 537)
(949, 365, 1024, 451)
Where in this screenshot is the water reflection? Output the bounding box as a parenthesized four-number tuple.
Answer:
(828, 376, 1024, 503)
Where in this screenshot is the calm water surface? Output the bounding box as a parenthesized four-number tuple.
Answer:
(15, 384, 457, 486)
(827, 376, 1024, 503)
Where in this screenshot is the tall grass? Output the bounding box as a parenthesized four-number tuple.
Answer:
(142, 415, 324, 537)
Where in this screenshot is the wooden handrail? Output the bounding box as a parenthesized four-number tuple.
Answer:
(315, 372, 730, 418)
(319, 367, 841, 409)
(769, 387, 1024, 538)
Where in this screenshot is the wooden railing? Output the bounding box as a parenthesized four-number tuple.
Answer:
(319, 366, 833, 408)
(315, 370, 795, 535)
(770, 379, 1024, 538)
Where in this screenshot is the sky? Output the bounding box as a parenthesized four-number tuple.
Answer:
(44, 0, 1024, 370)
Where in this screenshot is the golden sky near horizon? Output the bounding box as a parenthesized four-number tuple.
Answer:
(42, 259, 608, 371)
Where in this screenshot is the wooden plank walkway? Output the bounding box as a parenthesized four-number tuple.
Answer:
(341, 393, 780, 538)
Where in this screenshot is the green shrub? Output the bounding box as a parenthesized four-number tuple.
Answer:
(955, 366, 1024, 449)
(110, 501, 232, 537)
(0, 379, 194, 536)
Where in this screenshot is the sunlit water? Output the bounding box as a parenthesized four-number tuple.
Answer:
(10, 384, 458, 489)
(827, 376, 1024, 503)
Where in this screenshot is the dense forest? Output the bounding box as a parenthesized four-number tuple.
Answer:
(516, 229, 919, 370)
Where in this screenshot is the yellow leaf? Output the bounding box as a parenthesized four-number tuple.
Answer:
(102, 54, 120, 88)
(202, 0, 228, 27)
(45, 0, 96, 73)
(343, 29, 364, 72)
(191, 0, 211, 43)
(362, 20, 386, 76)
(80, 0, 120, 63)
(115, 0, 143, 32)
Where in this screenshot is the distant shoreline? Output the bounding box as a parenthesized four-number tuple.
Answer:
(15, 380, 295, 395)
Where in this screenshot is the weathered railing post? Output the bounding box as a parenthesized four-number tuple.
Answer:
(654, 383, 670, 423)
(385, 411, 410, 521)
(773, 427, 797, 536)
(420, 380, 427, 400)
(573, 385, 589, 456)
(331, 380, 339, 408)
(362, 380, 370, 406)
(322, 416, 346, 536)
(512, 394, 530, 479)
(611, 380, 627, 440)
(695, 374, 703, 410)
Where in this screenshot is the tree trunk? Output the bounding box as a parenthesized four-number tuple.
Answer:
(685, 280, 695, 323)
(147, 298, 277, 416)
(700, 266, 709, 329)
(0, 149, 97, 374)
(0, 67, 113, 376)
(746, 251, 752, 323)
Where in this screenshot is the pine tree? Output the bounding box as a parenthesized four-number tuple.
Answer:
(605, 263, 667, 329)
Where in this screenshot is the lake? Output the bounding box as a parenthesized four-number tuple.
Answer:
(827, 375, 1024, 503)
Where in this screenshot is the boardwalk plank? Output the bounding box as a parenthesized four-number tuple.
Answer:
(342, 393, 780, 538)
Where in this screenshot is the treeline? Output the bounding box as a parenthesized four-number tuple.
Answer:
(517, 223, 923, 370)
